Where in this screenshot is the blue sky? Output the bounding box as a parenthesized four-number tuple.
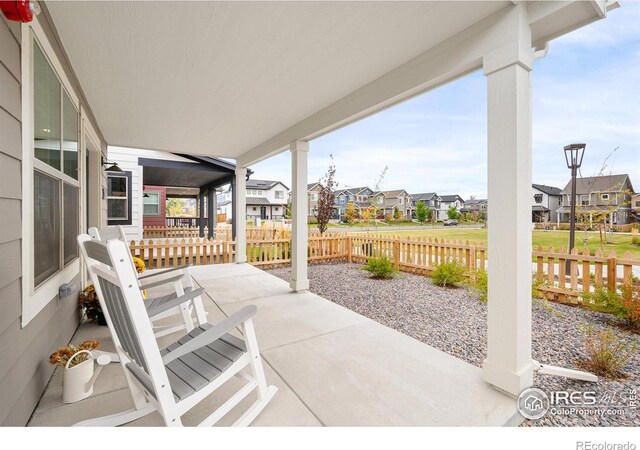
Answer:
(250, 3, 640, 199)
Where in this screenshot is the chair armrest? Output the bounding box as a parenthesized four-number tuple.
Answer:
(161, 305, 257, 365)
(147, 287, 206, 318)
(138, 266, 189, 280)
(138, 273, 185, 290)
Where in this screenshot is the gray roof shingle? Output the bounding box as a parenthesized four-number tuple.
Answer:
(560, 174, 630, 195)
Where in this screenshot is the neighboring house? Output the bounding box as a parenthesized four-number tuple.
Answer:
(307, 182, 322, 216)
(334, 186, 374, 218)
(411, 193, 441, 220)
(531, 184, 562, 223)
(439, 195, 465, 220)
(632, 193, 640, 222)
(245, 179, 289, 221)
(461, 199, 488, 219)
(556, 174, 635, 225)
(378, 190, 413, 219)
(107, 147, 236, 240)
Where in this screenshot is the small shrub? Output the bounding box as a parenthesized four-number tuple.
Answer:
(584, 284, 640, 329)
(362, 256, 396, 279)
(472, 270, 488, 302)
(432, 260, 466, 287)
(578, 322, 638, 379)
(632, 227, 639, 246)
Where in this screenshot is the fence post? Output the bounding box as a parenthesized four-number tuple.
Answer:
(393, 238, 400, 269)
(347, 236, 352, 263)
(606, 251, 617, 293)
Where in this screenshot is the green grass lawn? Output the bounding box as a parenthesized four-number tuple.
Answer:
(356, 228, 640, 259)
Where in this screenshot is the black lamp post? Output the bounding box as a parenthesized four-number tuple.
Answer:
(564, 143, 586, 272)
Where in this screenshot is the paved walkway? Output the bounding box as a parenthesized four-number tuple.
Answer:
(29, 264, 520, 426)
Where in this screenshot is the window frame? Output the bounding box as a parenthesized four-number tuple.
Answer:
(143, 190, 162, 216)
(21, 22, 84, 326)
(534, 194, 543, 204)
(107, 171, 132, 225)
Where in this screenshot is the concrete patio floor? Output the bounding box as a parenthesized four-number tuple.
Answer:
(28, 263, 521, 427)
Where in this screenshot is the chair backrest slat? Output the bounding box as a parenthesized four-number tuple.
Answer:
(89, 225, 126, 243)
(97, 275, 149, 372)
(83, 240, 113, 265)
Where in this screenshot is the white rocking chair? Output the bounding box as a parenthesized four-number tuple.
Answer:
(75, 237, 277, 426)
(88, 226, 207, 337)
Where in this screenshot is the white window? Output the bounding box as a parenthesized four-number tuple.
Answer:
(107, 173, 129, 221)
(311, 193, 318, 201)
(143, 191, 161, 215)
(32, 39, 80, 287)
(22, 25, 84, 326)
(581, 195, 590, 206)
(258, 190, 263, 195)
(275, 190, 284, 199)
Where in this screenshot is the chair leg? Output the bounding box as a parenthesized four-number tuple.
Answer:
(242, 319, 270, 400)
(179, 268, 208, 326)
(192, 295, 208, 326)
(72, 404, 155, 427)
(173, 280, 195, 332)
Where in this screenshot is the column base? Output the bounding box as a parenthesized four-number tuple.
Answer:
(289, 278, 309, 292)
(482, 358, 535, 397)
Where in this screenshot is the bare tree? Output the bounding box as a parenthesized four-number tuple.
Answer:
(315, 155, 337, 235)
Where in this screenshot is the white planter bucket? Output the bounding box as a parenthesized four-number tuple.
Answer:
(62, 350, 110, 404)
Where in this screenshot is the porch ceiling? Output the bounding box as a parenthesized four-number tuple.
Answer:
(46, 1, 609, 164)
(45, 1, 509, 156)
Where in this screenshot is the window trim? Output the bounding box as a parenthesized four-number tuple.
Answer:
(143, 190, 162, 216)
(21, 21, 84, 327)
(107, 171, 132, 225)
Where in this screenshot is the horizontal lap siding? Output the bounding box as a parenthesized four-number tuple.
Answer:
(0, 15, 83, 426)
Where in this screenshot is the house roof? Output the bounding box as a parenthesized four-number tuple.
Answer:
(439, 194, 464, 203)
(557, 205, 624, 214)
(531, 205, 549, 212)
(247, 179, 289, 191)
(464, 199, 487, 205)
(307, 183, 320, 190)
(411, 192, 437, 202)
(246, 197, 281, 206)
(138, 155, 234, 189)
(380, 189, 409, 198)
(533, 184, 562, 196)
(560, 174, 631, 195)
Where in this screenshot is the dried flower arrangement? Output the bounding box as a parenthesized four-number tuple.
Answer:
(78, 284, 101, 321)
(49, 340, 101, 368)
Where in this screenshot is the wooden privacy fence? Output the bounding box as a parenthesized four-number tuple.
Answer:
(533, 246, 640, 302)
(130, 238, 235, 269)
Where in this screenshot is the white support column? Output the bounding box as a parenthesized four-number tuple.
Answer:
(235, 167, 247, 263)
(482, 5, 536, 397)
(290, 140, 309, 292)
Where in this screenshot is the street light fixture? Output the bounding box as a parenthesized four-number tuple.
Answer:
(563, 143, 586, 272)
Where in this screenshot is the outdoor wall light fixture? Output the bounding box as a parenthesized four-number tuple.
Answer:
(0, 0, 40, 22)
(101, 156, 124, 173)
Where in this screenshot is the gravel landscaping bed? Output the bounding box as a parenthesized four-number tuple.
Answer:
(266, 262, 640, 427)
